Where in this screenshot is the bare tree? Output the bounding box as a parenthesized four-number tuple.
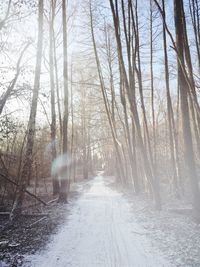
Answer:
(174, 0, 200, 217)
(109, 0, 161, 209)
(10, 0, 44, 220)
(0, 42, 30, 115)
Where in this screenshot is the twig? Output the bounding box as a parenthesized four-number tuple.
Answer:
(27, 217, 47, 228)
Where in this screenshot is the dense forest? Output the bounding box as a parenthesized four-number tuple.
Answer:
(1, 0, 200, 218)
(1, 1, 200, 263)
(1, 0, 200, 265)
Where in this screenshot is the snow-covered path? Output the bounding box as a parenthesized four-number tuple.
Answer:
(29, 175, 169, 267)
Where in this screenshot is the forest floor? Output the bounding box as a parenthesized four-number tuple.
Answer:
(0, 180, 85, 267)
(1, 174, 200, 267)
(122, 187, 200, 267)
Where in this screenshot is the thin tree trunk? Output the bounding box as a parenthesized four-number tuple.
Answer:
(150, 0, 156, 165)
(53, 28, 63, 149)
(162, 0, 180, 195)
(49, 0, 59, 195)
(70, 63, 74, 182)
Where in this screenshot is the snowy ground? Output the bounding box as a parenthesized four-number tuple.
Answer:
(25, 174, 170, 267)
(127, 191, 200, 267)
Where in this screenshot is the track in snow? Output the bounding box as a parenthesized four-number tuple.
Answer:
(28, 175, 169, 267)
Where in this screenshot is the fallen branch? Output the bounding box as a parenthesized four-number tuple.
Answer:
(22, 197, 58, 211)
(21, 213, 48, 217)
(47, 198, 58, 204)
(27, 217, 46, 228)
(0, 173, 47, 206)
(0, 212, 49, 218)
(22, 202, 44, 211)
(131, 230, 148, 236)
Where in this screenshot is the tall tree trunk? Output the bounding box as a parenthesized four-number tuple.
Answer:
(120, 0, 140, 192)
(180, 0, 200, 156)
(59, 0, 69, 203)
(150, 0, 156, 165)
(162, 0, 180, 195)
(189, 0, 200, 72)
(10, 0, 44, 220)
(174, 0, 200, 218)
(49, 0, 59, 195)
(81, 82, 88, 179)
(53, 28, 63, 149)
(70, 63, 74, 182)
